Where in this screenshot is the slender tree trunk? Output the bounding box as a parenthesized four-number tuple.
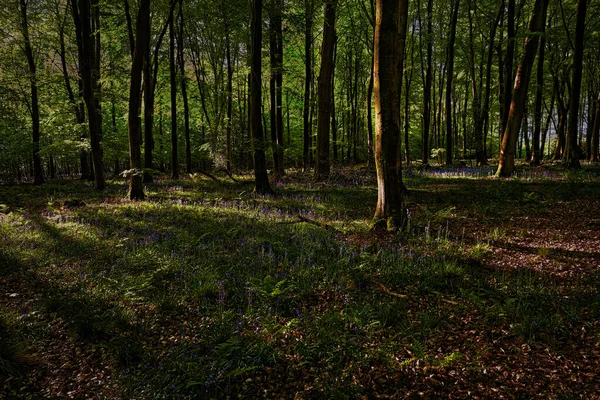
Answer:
(482, 2, 503, 162)
(419, 0, 433, 165)
(302, 0, 313, 172)
(178, 0, 192, 174)
(373, 0, 408, 230)
(540, 91, 554, 159)
(275, 1, 285, 176)
(404, 22, 415, 165)
(250, 0, 272, 193)
(500, 0, 515, 138)
(332, 38, 338, 162)
(367, 41, 375, 164)
(531, 33, 546, 166)
(20, 0, 43, 185)
(314, 0, 337, 181)
(143, 1, 175, 183)
(226, 32, 234, 172)
(445, 0, 460, 165)
(127, 0, 150, 200)
(496, 0, 549, 177)
(591, 91, 600, 163)
(58, 5, 89, 181)
(551, 75, 568, 162)
(169, 11, 179, 179)
(563, 0, 587, 169)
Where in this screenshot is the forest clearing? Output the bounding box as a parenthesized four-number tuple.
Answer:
(1, 165, 600, 398)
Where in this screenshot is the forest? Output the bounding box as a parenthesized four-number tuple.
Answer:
(1, 0, 600, 397)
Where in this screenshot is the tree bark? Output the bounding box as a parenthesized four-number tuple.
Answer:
(20, 0, 44, 185)
(445, 0, 460, 165)
(302, 0, 313, 172)
(562, 0, 587, 169)
(72, 0, 105, 190)
(250, 0, 272, 194)
(178, 0, 192, 174)
(314, 0, 337, 181)
(496, 0, 549, 177)
(422, 0, 433, 165)
(127, 0, 150, 200)
(530, 33, 545, 166)
(169, 10, 179, 179)
(143, 1, 175, 183)
(373, 0, 408, 231)
(591, 91, 600, 163)
(226, 31, 233, 172)
(500, 0, 515, 138)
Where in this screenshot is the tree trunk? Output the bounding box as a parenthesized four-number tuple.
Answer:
(302, 0, 313, 172)
(143, 1, 175, 183)
(178, 0, 192, 174)
(250, 0, 272, 194)
(314, 0, 337, 181)
(226, 32, 233, 172)
(169, 11, 179, 179)
(269, 2, 285, 177)
(373, 0, 408, 231)
(127, 0, 150, 200)
(20, 0, 43, 185)
(591, 91, 600, 163)
(540, 90, 554, 159)
(562, 0, 587, 169)
(496, 0, 549, 177)
(530, 33, 545, 166)
(422, 0, 433, 165)
(500, 0, 515, 138)
(445, 0, 460, 165)
(404, 21, 415, 165)
(73, 0, 105, 190)
(482, 1, 503, 162)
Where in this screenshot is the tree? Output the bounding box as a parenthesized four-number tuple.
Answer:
(562, 0, 587, 169)
(169, 7, 179, 179)
(314, 0, 337, 181)
(18, 0, 43, 185)
(127, 0, 150, 200)
(302, 0, 314, 172)
(591, 91, 600, 163)
(373, 0, 408, 230)
(71, 0, 105, 190)
(445, 0, 460, 165)
(143, 1, 176, 183)
(531, 30, 546, 166)
(269, 0, 285, 177)
(496, 0, 549, 177)
(250, 0, 272, 194)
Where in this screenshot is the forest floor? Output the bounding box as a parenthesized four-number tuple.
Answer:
(1, 163, 599, 399)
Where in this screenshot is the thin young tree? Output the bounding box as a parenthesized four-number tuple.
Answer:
(531, 31, 546, 166)
(250, 0, 272, 194)
(373, 0, 408, 230)
(314, 0, 337, 181)
(169, 7, 179, 179)
(591, 91, 600, 163)
(302, 0, 314, 172)
(445, 0, 460, 165)
(127, 0, 150, 200)
(496, 0, 549, 177)
(19, 0, 43, 185)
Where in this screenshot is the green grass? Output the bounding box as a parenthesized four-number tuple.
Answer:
(0, 165, 599, 398)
